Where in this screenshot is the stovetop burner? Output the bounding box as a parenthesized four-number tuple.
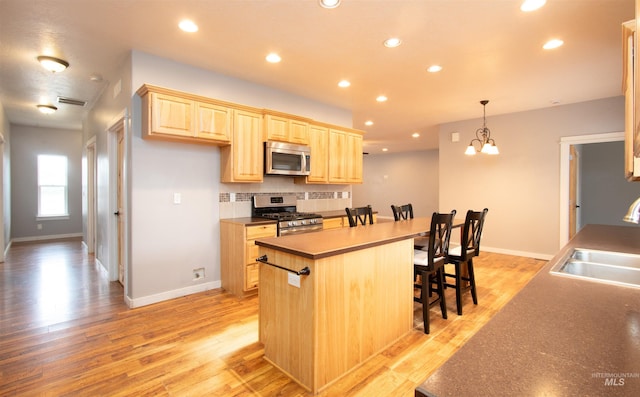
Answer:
(252, 194, 323, 236)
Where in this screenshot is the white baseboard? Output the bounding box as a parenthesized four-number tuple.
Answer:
(125, 280, 222, 308)
(481, 246, 553, 261)
(11, 233, 83, 243)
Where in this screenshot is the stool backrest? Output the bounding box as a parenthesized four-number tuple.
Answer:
(427, 210, 456, 268)
(391, 204, 414, 221)
(345, 205, 374, 227)
(460, 208, 489, 260)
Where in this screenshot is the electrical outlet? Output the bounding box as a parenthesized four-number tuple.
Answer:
(37, 223, 42, 230)
(193, 267, 205, 280)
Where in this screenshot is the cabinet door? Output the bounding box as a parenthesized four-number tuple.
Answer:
(346, 132, 363, 183)
(264, 114, 289, 142)
(232, 110, 263, 182)
(151, 93, 193, 137)
(328, 129, 348, 183)
(307, 124, 329, 183)
(196, 102, 232, 143)
(289, 119, 309, 145)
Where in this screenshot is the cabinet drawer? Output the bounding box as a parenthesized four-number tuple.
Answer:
(246, 224, 277, 239)
(246, 264, 259, 290)
(323, 217, 344, 229)
(246, 241, 261, 265)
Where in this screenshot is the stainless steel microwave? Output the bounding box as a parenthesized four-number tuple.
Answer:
(264, 141, 310, 176)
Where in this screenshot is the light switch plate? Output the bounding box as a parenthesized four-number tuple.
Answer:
(288, 273, 301, 288)
(173, 193, 181, 204)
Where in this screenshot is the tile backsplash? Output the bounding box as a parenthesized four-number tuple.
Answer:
(219, 190, 351, 219)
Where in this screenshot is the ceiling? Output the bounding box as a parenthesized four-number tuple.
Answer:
(0, 0, 634, 153)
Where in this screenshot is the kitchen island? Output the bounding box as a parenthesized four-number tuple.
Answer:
(254, 218, 433, 394)
(416, 224, 640, 396)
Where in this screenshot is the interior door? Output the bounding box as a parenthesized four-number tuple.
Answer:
(569, 144, 579, 240)
(116, 124, 125, 285)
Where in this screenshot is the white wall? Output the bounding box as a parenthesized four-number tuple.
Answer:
(438, 96, 625, 259)
(352, 150, 439, 219)
(10, 125, 83, 239)
(121, 50, 355, 306)
(0, 102, 9, 258)
(580, 141, 640, 227)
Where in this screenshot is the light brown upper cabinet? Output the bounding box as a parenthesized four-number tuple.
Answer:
(623, 20, 640, 181)
(137, 84, 231, 145)
(263, 111, 310, 145)
(328, 128, 364, 184)
(221, 108, 264, 183)
(305, 123, 330, 183)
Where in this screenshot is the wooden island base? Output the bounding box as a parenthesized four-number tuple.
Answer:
(258, 237, 414, 394)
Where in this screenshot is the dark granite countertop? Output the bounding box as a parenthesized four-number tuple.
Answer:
(416, 224, 640, 397)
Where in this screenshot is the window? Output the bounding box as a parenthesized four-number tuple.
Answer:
(37, 154, 68, 217)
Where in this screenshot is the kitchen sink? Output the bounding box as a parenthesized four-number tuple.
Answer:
(550, 248, 640, 288)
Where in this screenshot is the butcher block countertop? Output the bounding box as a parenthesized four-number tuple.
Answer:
(416, 224, 640, 397)
(254, 217, 434, 259)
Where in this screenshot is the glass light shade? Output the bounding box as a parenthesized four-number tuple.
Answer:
(481, 142, 492, 154)
(37, 56, 69, 73)
(465, 145, 477, 155)
(489, 144, 499, 155)
(37, 104, 57, 114)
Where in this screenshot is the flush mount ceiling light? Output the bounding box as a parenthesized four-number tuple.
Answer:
(465, 100, 499, 155)
(427, 65, 443, 73)
(265, 53, 281, 63)
(364, 120, 374, 126)
(178, 19, 198, 32)
(412, 132, 420, 138)
(520, 0, 546, 12)
(319, 0, 341, 9)
(376, 95, 388, 102)
(37, 55, 69, 73)
(543, 39, 564, 50)
(383, 38, 402, 48)
(338, 80, 351, 88)
(37, 104, 58, 114)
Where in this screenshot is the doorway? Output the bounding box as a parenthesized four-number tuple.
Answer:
(559, 132, 624, 247)
(85, 137, 96, 253)
(107, 112, 129, 291)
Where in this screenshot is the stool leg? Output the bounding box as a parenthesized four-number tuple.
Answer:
(437, 268, 447, 320)
(421, 270, 430, 334)
(455, 262, 463, 315)
(468, 258, 478, 305)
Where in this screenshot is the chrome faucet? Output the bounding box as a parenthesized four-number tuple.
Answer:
(623, 197, 640, 224)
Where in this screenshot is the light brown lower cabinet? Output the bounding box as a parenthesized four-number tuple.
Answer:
(220, 220, 277, 297)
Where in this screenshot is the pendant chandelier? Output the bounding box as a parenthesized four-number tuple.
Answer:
(465, 100, 499, 155)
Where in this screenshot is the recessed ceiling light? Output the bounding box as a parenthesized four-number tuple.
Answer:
(520, 0, 546, 12)
(382, 148, 389, 152)
(319, 0, 341, 9)
(376, 95, 388, 102)
(37, 104, 57, 114)
(365, 120, 374, 126)
(266, 53, 282, 63)
(543, 39, 564, 50)
(338, 80, 351, 88)
(427, 65, 443, 73)
(37, 55, 69, 73)
(384, 38, 402, 48)
(412, 132, 420, 138)
(178, 19, 198, 33)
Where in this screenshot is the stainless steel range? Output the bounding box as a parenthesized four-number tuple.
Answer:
(252, 194, 323, 236)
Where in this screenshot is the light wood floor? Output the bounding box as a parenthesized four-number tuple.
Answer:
(0, 238, 546, 396)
